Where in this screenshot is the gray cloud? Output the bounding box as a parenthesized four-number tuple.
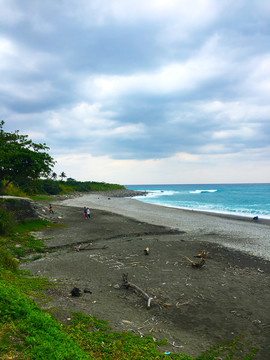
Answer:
(1, 0, 270, 182)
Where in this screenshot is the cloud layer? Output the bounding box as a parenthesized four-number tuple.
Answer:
(1, 0, 270, 183)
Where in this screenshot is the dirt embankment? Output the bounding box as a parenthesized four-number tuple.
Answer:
(20, 200, 270, 359)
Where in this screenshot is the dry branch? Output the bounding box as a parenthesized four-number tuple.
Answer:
(194, 248, 208, 259)
(183, 256, 205, 268)
(121, 273, 153, 309)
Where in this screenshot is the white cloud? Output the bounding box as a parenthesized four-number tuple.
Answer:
(68, 0, 221, 27)
(53, 147, 270, 185)
(202, 100, 270, 120)
(0, 81, 54, 101)
(2, 1, 270, 184)
(212, 127, 256, 140)
(241, 54, 270, 99)
(83, 38, 228, 99)
(46, 102, 146, 141)
(0, 36, 58, 73)
(0, 0, 24, 25)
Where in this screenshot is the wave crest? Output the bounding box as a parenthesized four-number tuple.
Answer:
(189, 189, 217, 194)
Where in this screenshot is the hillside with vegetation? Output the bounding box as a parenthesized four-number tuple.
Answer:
(2, 179, 126, 197)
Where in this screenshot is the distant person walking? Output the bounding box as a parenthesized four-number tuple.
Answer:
(83, 206, 87, 218)
(49, 204, 54, 214)
(86, 208, 90, 219)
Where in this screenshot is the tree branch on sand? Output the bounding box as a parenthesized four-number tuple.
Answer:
(183, 256, 205, 268)
(121, 273, 153, 309)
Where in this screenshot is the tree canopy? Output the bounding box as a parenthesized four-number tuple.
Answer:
(0, 121, 55, 193)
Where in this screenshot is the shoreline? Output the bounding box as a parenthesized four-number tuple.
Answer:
(132, 198, 270, 225)
(57, 192, 270, 261)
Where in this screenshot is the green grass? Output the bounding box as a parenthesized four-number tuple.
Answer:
(28, 195, 56, 201)
(0, 277, 90, 360)
(0, 208, 258, 360)
(14, 218, 52, 234)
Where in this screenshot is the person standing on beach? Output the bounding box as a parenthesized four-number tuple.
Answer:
(86, 208, 90, 219)
(83, 207, 87, 218)
(49, 204, 54, 214)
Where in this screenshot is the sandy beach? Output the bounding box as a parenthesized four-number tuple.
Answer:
(20, 192, 270, 359)
(58, 193, 270, 261)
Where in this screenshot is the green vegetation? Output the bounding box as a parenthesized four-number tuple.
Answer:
(0, 121, 125, 197)
(0, 202, 258, 359)
(34, 179, 125, 195)
(0, 121, 55, 194)
(3, 179, 125, 196)
(28, 195, 56, 201)
(2, 173, 125, 197)
(0, 208, 14, 235)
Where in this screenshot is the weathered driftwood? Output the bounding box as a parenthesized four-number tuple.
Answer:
(194, 248, 208, 259)
(121, 273, 153, 309)
(183, 256, 205, 268)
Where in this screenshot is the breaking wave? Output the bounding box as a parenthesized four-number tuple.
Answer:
(189, 189, 217, 194)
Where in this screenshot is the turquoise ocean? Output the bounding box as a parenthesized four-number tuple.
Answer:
(125, 183, 270, 220)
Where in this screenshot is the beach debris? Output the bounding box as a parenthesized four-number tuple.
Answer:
(144, 247, 150, 255)
(194, 248, 208, 259)
(121, 273, 153, 309)
(83, 288, 92, 294)
(183, 256, 205, 269)
(167, 341, 184, 349)
(176, 301, 190, 307)
(70, 287, 81, 297)
(157, 301, 172, 307)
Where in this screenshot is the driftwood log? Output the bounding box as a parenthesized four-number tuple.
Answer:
(183, 256, 205, 268)
(121, 273, 153, 309)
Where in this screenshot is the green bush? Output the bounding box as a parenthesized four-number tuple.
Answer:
(36, 179, 62, 195)
(0, 209, 14, 235)
(0, 249, 18, 271)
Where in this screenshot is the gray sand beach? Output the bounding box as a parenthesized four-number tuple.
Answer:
(19, 192, 270, 358)
(58, 194, 270, 261)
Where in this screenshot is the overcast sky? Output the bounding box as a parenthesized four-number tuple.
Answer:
(1, 0, 270, 184)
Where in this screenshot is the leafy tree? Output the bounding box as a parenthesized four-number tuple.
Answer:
(51, 172, 58, 180)
(60, 171, 67, 181)
(0, 121, 55, 193)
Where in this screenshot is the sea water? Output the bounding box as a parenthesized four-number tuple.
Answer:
(125, 183, 270, 219)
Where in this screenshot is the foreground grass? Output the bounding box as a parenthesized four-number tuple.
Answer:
(0, 209, 258, 359)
